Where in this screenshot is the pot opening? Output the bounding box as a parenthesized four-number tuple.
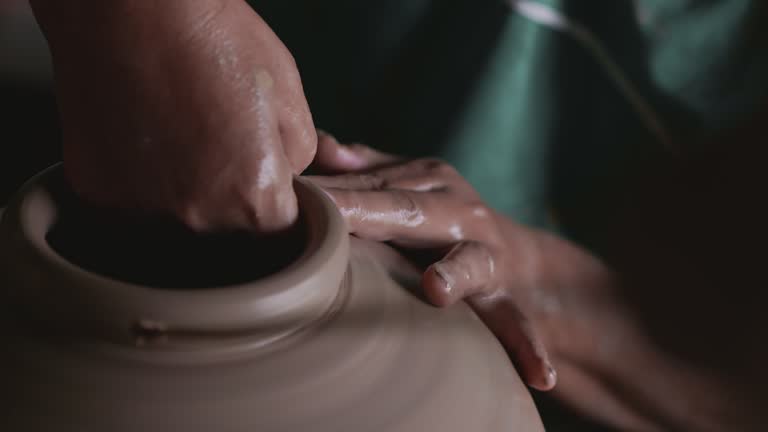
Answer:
(45, 178, 307, 290)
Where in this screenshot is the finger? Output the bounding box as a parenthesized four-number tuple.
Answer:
(423, 241, 556, 390)
(279, 101, 317, 175)
(469, 297, 557, 391)
(305, 158, 462, 193)
(320, 187, 463, 248)
(175, 72, 299, 233)
(421, 241, 497, 307)
(179, 153, 299, 233)
(277, 60, 318, 174)
(244, 74, 300, 232)
(311, 131, 400, 173)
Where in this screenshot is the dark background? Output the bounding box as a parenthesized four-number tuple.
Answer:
(0, 3, 60, 205)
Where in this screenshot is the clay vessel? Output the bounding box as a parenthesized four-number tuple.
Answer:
(0, 165, 544, 431)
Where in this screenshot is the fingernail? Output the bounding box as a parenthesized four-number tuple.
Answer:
(433, 263, 457, 299)
(544, 364, 557, 389)
(336, 145, 367, 169)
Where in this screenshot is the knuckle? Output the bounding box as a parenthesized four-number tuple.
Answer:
(458, 240, 487, 255)
(394, 191, 418, 211)
(392, 191, 424, 226)
(454, 241, 490, 264)
(359, 173, 387, 190)
(453, 240, 497, 283)
(420, 158, 458, 178)
(243, 192, 298, 232)
(286, 121, 318, 171)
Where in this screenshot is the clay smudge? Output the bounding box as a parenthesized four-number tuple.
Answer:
(133, 319, 169, 346)
(340, 206, 426, 228)
(252, 68, 274, 91)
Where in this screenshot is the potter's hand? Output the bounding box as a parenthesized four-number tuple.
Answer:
(308, 132, 567, 391)
(310, 134, 768, 431)
(30, 0, 315, 232)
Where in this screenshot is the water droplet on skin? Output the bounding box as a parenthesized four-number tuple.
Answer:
(449, 224, 464, 240)
(487, 255, 496, 276)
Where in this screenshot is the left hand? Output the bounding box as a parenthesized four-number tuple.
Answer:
(307, 131, 561, 391)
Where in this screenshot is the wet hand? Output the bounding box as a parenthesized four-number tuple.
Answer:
(308, 132, 559, 391)
(32, 0, 316, 232)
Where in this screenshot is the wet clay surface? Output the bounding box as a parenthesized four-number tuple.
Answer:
(0, 165, 544, 431)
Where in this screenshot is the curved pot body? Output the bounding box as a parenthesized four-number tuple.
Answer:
(0, 165, 544, 431)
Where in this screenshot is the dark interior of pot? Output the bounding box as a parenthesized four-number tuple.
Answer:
(44, 173, 307, 290)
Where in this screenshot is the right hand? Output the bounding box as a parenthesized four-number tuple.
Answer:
(31, 0, 316, 232)
(309, 134, 560, 391)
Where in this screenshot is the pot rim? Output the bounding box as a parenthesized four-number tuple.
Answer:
(0, 164, 350, 350)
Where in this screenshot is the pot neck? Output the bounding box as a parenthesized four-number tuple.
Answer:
(0, 164, 349, 354)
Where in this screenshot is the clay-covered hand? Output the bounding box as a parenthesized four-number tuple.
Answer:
(31, 0, 315, 232)
(311, 133, 768, 431)
(308, 132, 568, 391)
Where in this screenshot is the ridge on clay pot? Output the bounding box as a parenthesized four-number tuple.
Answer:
(0, 164, 544, 432)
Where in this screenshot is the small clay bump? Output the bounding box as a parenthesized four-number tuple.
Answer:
(132, 320, 169, 346)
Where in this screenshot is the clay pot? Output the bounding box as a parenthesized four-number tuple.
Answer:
(0, 165, 544, 431)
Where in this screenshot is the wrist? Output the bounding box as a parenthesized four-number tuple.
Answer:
(526, 229, 752, 430)
(520, 227, 621, 358)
